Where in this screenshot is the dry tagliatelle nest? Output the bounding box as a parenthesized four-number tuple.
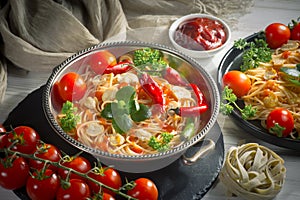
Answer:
(220, 143, 286, 200)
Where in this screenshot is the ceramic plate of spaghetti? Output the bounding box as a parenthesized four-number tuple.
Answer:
(217, 32, 300, 150)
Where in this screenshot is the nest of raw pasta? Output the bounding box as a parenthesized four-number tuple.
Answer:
(220, 143, 286, 200)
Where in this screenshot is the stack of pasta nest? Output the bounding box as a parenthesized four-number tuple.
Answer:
(0, 55, 6, 102)
(220, 143, 286, 200)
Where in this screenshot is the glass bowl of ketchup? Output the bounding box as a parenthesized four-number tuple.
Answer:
(169, 13, 231, 58)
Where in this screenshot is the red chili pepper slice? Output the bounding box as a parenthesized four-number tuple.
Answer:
(139, 73, 165, 113)
(162, 67, 188, 86)
(103, 61, 132, 75)
(190, 83, 206, 105)
(171, 105, 208, 117)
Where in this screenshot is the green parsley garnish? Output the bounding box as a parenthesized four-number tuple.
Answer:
(133, 48, 167, 75)
(234, 37, 272, 72)
(220, 86, 256, 120)
(148, 132, 174, 152)
(59, 101, 80, 132)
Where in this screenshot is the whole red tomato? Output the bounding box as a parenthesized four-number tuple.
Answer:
(0, 156, 29, 190)
(266, 108, 294, 137)
(26, 169, 59, 200)
(56, 179, 91, 200)
(290, 22, 300, 40)
(127, 178, 158, 200)
(222, 70, 251, 98)
(265, 23, 291, 49)
(88, 50, 117, 74)
(57, 72, 87, 102)
(29, 143, 61, 171)
(58, 155, 91, 181)
(0, 124, 7, 149)
(88, 167, 122, 196)
(6, 126, 40, 154)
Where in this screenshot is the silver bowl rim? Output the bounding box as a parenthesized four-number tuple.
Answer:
(42, 40, 220, 160)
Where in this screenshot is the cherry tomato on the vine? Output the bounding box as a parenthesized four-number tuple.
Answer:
(290, 22, 300, 40)
(57, 72, 87, 102)
(222, 70, 251, 98)
(0, 156, 29, 190)
(56, 179, 91, 200)
(265, 23, 291, 49)
(26, 169, 59, 200)
(102, 192, 116, 200)
(88, 167, 122, 196)
(88, 50, 117, 74)
(127, 178, 158, 200)
(29, 143, 62, 171)
(266, 108, 294, 137)
(58, 155, 92, 181)
(0, 124, 7, 149)
(6, 126, 40, 154)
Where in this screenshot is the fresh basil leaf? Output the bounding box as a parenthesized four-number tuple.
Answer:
(112, 114, 133, 134)
(131, 103, 152, 122)
(101, 103, 113, 119)
(289, 79, 300, 86)
(116, 86, 136, 104)
(281, 67, 300, 77)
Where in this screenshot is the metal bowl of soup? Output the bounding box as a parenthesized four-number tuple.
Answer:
(42, 41, 220, 173)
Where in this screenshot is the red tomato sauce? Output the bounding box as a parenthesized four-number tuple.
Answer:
(174, 17, 227, 51)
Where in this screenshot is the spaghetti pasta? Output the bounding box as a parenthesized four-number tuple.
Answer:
(242, 40, 300, 138)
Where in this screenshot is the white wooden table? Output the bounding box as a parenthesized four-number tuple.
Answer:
(1, 0, 300, 199)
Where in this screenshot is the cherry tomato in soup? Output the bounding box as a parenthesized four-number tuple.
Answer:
(266, 108, 294, 137)
(57, 72, 87, 102)
(56, 179, 91, 200)
(0, 156, 29, 190)
(29, 143, 61, 171)
(222, 70, 251, 98)
(290, 22, 300, 40)
(88, 50, 117, 74)
(88, 167, 122, 196)
(58, 155, 91, 181)
(127, 178, 158, 200)
(6, 126, 40, 154)
(265, 23, 291, 49)
(26, 169, 59, 200)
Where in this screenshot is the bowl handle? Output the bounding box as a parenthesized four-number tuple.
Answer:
(181, 139, 215, 165)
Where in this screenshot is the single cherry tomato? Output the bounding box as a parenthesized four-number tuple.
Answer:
(127, 178, 158, 200)
(102, 192, 116, 200)
(222, 70, 251, 98)
(26, 169, 59, 200)
(266, 108, 294, 137)
(0, 124, 7, 149)
(58, 155, 91, 181)
(290, 22, 300, 40)
(0, 156, 29, 190)
(265, 23, 291, 49)
(29, 143, 62, 171)
(6, 126, 40, 154)
(88, 167, 122, 196)
(88, 50, 117, 74)
(57, 72, 87, 102)
(56, 179, 91, 200)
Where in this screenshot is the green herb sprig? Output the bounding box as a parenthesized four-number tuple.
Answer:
(148, 132, 174, 152)
(133, 48, 167, 75)
(59, 101, 80, 132)
(234, 37, 272, 72)
(220, 86, 256, 120)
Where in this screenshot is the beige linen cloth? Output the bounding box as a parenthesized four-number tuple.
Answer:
(0, 0, 254, 101)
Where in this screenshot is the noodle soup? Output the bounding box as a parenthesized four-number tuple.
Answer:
(51, 47, 208, 156)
